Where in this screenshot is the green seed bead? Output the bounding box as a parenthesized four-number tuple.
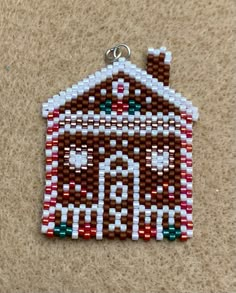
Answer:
(105, 108, 111, 114)
(175, 229, 181, 238)
(66, 227, 72, 236)
(169, 233, 176, 241)
(135, 103, 141, 110)
(59, 230, 66, 238)
(100, 103, 105, 110)
(129, 109, 135, 115)
(168, 225, 175, 233)
(105, 99, 112, 106)
(163, 230, 169, 238)
(129, 100, 135, 106)
(60, 222, 67, 230)
(54, 226, 60, 236)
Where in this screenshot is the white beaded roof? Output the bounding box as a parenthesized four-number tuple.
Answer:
(42, 56, 199, 121)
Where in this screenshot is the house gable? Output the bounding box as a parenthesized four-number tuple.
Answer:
(42, 58, 198, 121)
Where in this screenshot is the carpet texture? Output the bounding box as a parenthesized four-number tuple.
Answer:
(0, 0, 235, 292)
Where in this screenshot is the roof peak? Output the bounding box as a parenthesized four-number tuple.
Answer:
(42, 50, 198, 121)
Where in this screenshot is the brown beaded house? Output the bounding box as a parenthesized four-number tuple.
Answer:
(42, 47, 198, 241)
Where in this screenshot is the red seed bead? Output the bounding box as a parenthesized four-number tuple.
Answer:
(181, 112, 187, 119)
(145, 225, 151, 233)
(151, 190, 157, 197)
(117, 84, 124, 93)
(180, 232, 188, 241)
(52, 139, 58, 146)
(52, 153, 58, 160)
(151, 228, 156, 237)
(186, 159, 192, 167)
(50, 198, 56, 206)
(49, 214, 55, 221)
(81, 188, 87, 197)
(181, 141, 187, 148)
(46, 229, 54, 238)
(45, 187, 51, 194)
(123, 104, 129, 111)
(186, 174, 192, 182)
(186, 130, 192, 138)
(47, 113, 54, 120)
(186, 191, 192, 198)
(91, 227, 96, 236)
(84, 232, 91, 240)
(186, 145, 192, 152)
(187, 221, 193, 230)
(139, 229, 144, 238)
(63, 191, 70, 199)
(42, 217, 49, 225)
(181, 170, 187, 178)
(79, 227, 84, 236)
(181, 187, 187, 194)
(51, 183, 57, 190)
(46, 141, 52, 149)
(69, 181, 75, 189)
(43, 202, 50, 210)
(186, 205, 192, 213)
(181, 202, 187, 209)
(46, 157, 52, 165)
(51, 168, 58, 176)
(112, 104, 117, 111)
(46, 172, 52, 180)
(144, 233, 151, 241)
(181, 156, 186, 163)
(169, 194, 175, 201)
(53, 124, 59, 132)
(186, 115, 192, 123)
(53, 109, 60, 117)
(181, 217, 187, 225)
(47, 127, 53, 135)
(84, 223, 91, 231)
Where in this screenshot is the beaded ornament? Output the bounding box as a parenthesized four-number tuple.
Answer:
(41, 45, 198, 241)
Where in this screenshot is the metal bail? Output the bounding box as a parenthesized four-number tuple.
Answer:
(105, 44, 131, 63)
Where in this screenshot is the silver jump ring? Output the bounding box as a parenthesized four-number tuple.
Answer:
(105, 44, 131, 63)
(105, 47, 122, 63)
(114, 44, 131, 60)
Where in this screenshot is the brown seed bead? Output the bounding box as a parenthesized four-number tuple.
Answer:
(55, 218, 61, 226)
(108, 232, 115, 239)
(120, 232, 127, 240)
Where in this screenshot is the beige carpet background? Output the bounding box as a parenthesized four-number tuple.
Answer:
(0, 0, 235, 292)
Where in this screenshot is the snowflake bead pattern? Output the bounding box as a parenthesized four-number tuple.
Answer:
(41, 47, 198, 241)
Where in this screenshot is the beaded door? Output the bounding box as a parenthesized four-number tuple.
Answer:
(42, 48, 198, 241)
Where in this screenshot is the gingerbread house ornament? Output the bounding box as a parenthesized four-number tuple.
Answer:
(41, 46, 199, 241)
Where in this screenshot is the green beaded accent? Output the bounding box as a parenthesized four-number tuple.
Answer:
(169, 234, 176, 241)
(163, 230, 169, 238)
(100, 99, 112, 114)
(54, 226, 60, 236)
(60, 222, 67, 230)
(105, 99, 112, 106)
(59, 230, 66, 238)
(66, 227, 72, 236)
(169, 225, 175, 233)
(128, 99, 141, 115)
(163, 225, 181, 241)
(175, 229, 181, 238)
(100, 103, 105, 111)
(129, 99, 135, 107)
(54, 222, 72, 238)
(105, 107, 111, 114)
